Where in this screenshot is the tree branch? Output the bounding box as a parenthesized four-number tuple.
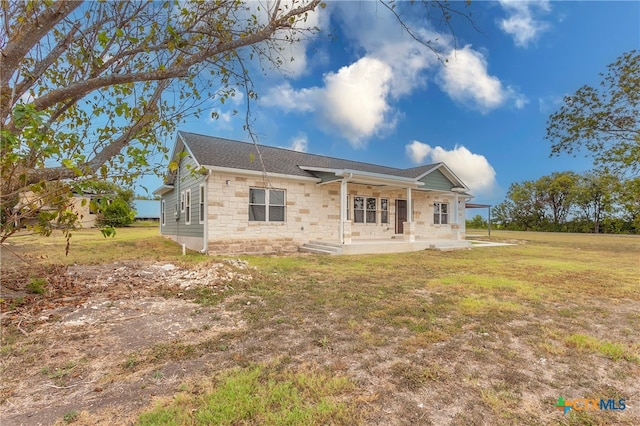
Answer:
(0, 1, 82, 87)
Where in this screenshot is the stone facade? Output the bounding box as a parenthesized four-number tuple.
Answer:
(204, 171, 466, 255)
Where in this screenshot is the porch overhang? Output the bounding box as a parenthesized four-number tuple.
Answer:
(299, 166, 424, 188)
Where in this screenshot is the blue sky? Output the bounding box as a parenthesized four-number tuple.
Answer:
(147, 1, 639, 215)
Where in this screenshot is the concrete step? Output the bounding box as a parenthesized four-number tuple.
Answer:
(299, 241, 343, 255)
(307, 240, 342, 248)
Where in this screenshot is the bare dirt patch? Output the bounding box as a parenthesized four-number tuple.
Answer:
(0, 260, 253, 425)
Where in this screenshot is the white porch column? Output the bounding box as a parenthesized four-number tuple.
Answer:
(340, 179, 346, 244)
(454, 192, 459, 224)
(453, 192, 460, 239)
(404, 187, 415, 242)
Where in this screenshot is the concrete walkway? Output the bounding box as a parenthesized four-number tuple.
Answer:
(467, 240, 517, 247)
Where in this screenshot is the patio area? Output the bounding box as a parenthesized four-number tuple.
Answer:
(300, 238, 472, 255)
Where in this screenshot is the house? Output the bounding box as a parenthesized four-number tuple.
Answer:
(154, 131, 473, 255)
(14, 191, 101, 228)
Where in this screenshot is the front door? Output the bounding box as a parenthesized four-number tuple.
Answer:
(396, 200, 407, 234)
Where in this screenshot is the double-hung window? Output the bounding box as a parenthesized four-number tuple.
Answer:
(185, 189, 191, 225)
(354, 196, 377, 223)
(180, 191, 185, 213)
(161, 200, 166, 226)
(366, 197, 377, 223)
(434, 202, 448, 225)
(249, 188, 285, 222)
(199, 184, 205, 224)
(381, 198, 389, 224)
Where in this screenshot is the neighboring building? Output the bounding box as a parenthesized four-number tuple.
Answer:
(154, 131, 473, 255)
(14, 191, 100, 228)
(133, 199, 160, 221)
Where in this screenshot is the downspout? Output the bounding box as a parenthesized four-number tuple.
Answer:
(200, 170, 211, 254)
(339, 173, 353, 244)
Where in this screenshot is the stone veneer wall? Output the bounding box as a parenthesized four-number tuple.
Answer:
(205, 173, 466, 254)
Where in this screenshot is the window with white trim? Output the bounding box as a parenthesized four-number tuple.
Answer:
(381, 198, 389, 224)
(185, 189, 191, 225)
(434, 202, 448, 225)
(161, 199, 166, 226)
(199, 184, 205, 224)
(249, 188, 285, 222)
(354, 196, 377, 223)
(354, 196, 364, 223)
(366, 197, 377, 223)
(180, 191, 185, 212)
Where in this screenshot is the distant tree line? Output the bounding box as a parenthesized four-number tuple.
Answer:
(491, 172, 639, 234)
(491, 50, 638, 235)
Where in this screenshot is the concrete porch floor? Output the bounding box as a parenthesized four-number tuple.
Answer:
(300, 238, 472, 255)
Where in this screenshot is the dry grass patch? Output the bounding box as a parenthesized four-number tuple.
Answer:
(1, 230, 639, 425)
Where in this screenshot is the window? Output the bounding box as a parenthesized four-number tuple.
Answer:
(180, 191, 185, 212)
(185, 189, 191, 225)
(249, 188, 285, 222)
(199, 184, 205, 224)
(381, 198, 389, 224)
(434, 202, 448, 225)
(354, 196, 377, 223)
(354, 196, 364, 223)
(161, 200, 166, 226)
(366, 197, 376, 223)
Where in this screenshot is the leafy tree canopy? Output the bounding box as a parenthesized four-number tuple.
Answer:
(546, 50, 639, 177)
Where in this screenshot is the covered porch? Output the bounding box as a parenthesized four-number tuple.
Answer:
(300, 164, 471, 252)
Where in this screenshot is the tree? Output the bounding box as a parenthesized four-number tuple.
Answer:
(535, 171, 579, 229)
(546, 50, 640, 177)
(573, 172, 618, 234)
(0, 0, 323, 242)
(466, 214, 487, 229)
(1, 0, 473, 243)
(79, 180, 136, 228)
(617, 177, 640, 233)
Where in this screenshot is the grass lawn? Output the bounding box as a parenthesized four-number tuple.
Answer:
(1, 229, 639, 425)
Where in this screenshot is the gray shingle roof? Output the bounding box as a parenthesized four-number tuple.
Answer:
(178, 131, 440, 179)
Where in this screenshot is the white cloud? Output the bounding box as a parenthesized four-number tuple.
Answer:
(320, 57, 395, 145)
(498, 0, 551, 48)
(406, 140, 497, 196)
(262, 57, 396, 147)
(261, 2, 524, 146)
(438, 46, 526, 112)
(406, 140, 432, 164)
(287, 134, 308, 152)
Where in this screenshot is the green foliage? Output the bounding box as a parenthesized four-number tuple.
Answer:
(466, 215, 487, 229)
(62, 410, 79, 423)
(26, 278, 47, 295)
(1, 0, 325, 244)
(97, 198, 135, 227)
(492, 170, 638, 234)
(100, 226, 117, 238)
(546, 50, 639, 177)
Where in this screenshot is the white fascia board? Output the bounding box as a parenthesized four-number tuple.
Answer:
(177, 132, 202, 168)
(153, 184, 174, 195)
(204, 165, 320, 182)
